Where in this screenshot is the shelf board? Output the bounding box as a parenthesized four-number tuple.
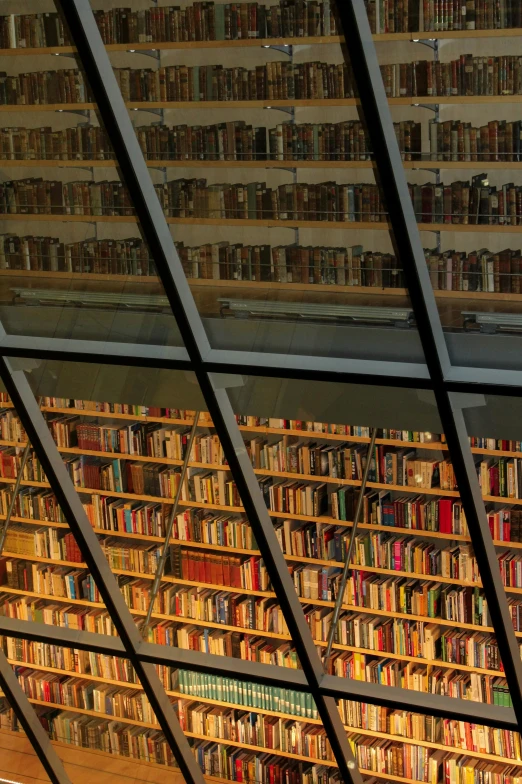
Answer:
(1, 96, 522, 113)
(2, 212, 521, 234)
(0, 268, 520, 300)
(4, 158, 522, 171)
(1, 29, 522, 56)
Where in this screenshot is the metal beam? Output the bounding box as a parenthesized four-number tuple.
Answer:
(335, 0, 522, 729)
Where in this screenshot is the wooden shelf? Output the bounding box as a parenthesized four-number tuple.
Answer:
(6, 659, 520, 768)
(2, 268, 521, 302)
(2, 212, 521, 234)
(4, 158, 522, 171)
(2, 96, 522, 113)
(1, 29, 522, 57)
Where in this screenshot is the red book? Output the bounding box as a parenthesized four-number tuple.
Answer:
(438, 499, 453, 533)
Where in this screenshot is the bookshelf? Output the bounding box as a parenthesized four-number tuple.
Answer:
(0, 389, 519, 781)
(1, 1, 522, 781)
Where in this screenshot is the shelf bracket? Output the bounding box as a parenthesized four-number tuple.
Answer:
(55, 108, 91, 118)
(261, 44, 293, 56)
(412, 103, 439, 113)
(130, 107, 164, 117)
(127, 49, 161, 61)
(51, 51, 77, 60)
(411, 38, 438, 50)
(264, 105, 294, 115)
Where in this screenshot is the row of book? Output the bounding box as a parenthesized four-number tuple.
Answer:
(5, 175, 522, 226)
(380, 55, 522, 98)
(0, 120, 415, 163)
(6, 118, 522, 164)
(429, 119, 522, 163)
(0, 69, 89, 106)
(2, 1, 522, 47)
(4, 231, 522, 294)
(366, 0, 522, 32)
(6, 56, 522, 108)
(116, 61, 355, 102)
(249, 438, 457, 489)
(0, 3, 340, 49)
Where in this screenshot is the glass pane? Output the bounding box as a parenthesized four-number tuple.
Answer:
(3, 654, 184, 782)
(0, 389, 117, 644)
(77, 5, 427, 366)
(0, 0, 182, 349)
(223, 374, 517, 779)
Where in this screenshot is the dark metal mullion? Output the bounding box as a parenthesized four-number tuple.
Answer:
(0, 648, 71, 784)
(334, 0, 522, 727)
(0, 359, 204, 784)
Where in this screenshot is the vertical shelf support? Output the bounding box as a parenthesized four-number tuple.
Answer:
(142, 411, 201, 633)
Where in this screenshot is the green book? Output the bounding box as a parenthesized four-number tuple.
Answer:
(214, 4, 225, 40)
(192, 66, 200, 101)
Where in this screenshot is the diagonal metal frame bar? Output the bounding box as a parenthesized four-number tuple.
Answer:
(143, 410, 201, 632)
(54, 1, 363, 780)
(325, 427, 378, 663)
(335, 0, 522, 729)
(0, 358, 204, 784)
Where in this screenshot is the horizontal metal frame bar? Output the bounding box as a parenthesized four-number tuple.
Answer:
(319, 674, 518, 731)
(3, 334, 522, 397)
(0, 615, 516, 732)
(0, 336, 191, 369)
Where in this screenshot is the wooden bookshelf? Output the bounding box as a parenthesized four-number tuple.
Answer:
(2, 14, 521, 778)
(4, 659, 519, 769)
